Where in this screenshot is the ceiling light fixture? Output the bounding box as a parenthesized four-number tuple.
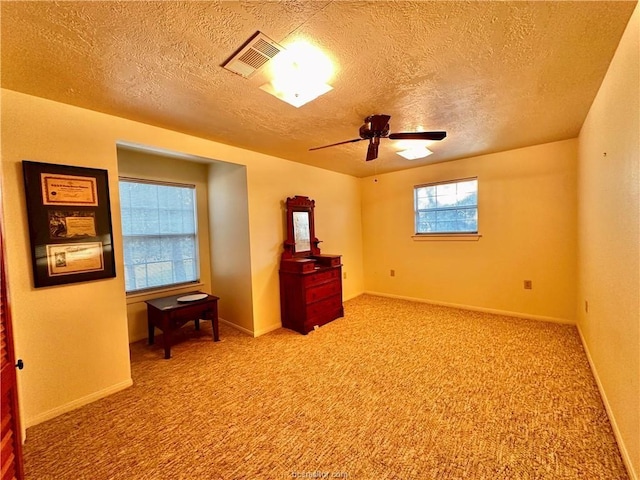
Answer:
(260, 40, 334, 108)
(397, 147, 434, 160)
(260, 81, 332, 108)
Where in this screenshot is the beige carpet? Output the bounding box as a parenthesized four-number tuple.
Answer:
(23, 295, 628, 479)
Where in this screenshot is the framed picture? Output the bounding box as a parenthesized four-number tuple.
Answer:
(22, 161, 116, 288)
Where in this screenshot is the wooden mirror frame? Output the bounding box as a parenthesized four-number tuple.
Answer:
(282, 196, 321, 259)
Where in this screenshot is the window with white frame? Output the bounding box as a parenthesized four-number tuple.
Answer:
(119, 179, 199, 293)
(414, 178, 478, 234)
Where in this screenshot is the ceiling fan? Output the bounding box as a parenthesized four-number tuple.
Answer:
(309, 114, 446, 161)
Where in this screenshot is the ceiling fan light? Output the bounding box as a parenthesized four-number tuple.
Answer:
(395, 139, 434, 150)
(397, 147, 433, 160)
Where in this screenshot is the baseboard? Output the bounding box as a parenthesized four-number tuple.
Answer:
(253, 321, 282, 337)
(200, 291, 365, 338)
(343, 291, 363, 302)
(576, 325, 638, 480)
(363, 291, 575, 325)
(219, 317, 282, 338)
(219, 317, 253, 336)
(25, 378, 133, 431)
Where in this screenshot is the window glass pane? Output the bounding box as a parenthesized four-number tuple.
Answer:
(120, 180, 199, 293)
(458, 191, 477, 206)
(436, 183, 456, 197)
(133, 264, 148, 290)
(120, 209, 132, 236)
(416, 197, 431, 210)
(457, 179, 477, 194)
(414, 178, 478, 234)
(124, 265, 135, 291)
(129, 183, 157, 207)
(436, 194, 457, 208)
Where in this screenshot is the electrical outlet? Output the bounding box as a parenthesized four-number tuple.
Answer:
(585, 300, 589, 313)
(390, 269, 395, 277)
(524, 280, 532, 289)
(343, 272, 347, 280)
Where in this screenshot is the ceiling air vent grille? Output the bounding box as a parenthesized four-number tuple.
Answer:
(222, 31, 283, 78)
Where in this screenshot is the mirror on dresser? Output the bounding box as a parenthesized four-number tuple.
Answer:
(292, 211, 311, 253)
(282, 195, 319, 258)
(279, 196, 344, 334)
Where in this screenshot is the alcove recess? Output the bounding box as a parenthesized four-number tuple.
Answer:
(279, 196, 343, 334)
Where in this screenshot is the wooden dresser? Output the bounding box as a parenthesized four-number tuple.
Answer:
(279, 196, 344, 334)
(280, 255, 344, 334)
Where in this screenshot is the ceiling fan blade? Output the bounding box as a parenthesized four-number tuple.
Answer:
(389, 131, 447, 141)
(309, 138, 364, 151)
(366, 139, 379, 161)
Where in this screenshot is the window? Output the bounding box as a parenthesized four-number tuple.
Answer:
(414, 178, 478, 234)
(119, 179, 199, 293)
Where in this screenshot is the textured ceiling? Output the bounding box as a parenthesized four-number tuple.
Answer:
(1, 1, 636, 177)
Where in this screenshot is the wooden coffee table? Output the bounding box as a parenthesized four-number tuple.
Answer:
(145, 292, 219, 359)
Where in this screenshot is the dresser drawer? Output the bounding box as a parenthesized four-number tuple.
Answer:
(306, 294, 342, 319)
(304, 267, 340, 287)
(305, 295, 344, 332)
(305, 280, 341, 303)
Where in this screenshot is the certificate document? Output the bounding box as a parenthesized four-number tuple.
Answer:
(41, 173, 98, 206)
(49, 211, 96, 239)
(65, 216, 97, 237)
(46, 242, 104, 276)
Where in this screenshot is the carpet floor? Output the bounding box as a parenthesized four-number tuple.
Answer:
(23, 294, 628, 479)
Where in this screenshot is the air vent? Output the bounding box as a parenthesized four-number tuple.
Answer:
(222, 31, 283, 78)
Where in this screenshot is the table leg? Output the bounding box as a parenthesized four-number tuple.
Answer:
(211, 304, 219, 342)
(162, 317, 171, 359)
(148, 317, 155, 345)
(195, 318, 200, 331)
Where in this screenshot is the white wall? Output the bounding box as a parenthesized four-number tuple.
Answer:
(361, 139, 578, 323)
(577, 3, 639, 478)
(244, 157, 365, 335)
(1, 89, 365, 430)
(1, 92, 133, 428)
(208, 161, 254, 334)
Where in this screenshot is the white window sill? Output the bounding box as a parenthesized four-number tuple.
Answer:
(125, 282, 205, 304)
(412, 234, 482, 241)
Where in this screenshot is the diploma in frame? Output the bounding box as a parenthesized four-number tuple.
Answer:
(46, 242, 104, 276)
(41, 173, 98, 206)
(22, 161, 116, 287)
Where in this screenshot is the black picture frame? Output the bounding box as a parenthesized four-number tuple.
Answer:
(22, 160, 116, 288)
